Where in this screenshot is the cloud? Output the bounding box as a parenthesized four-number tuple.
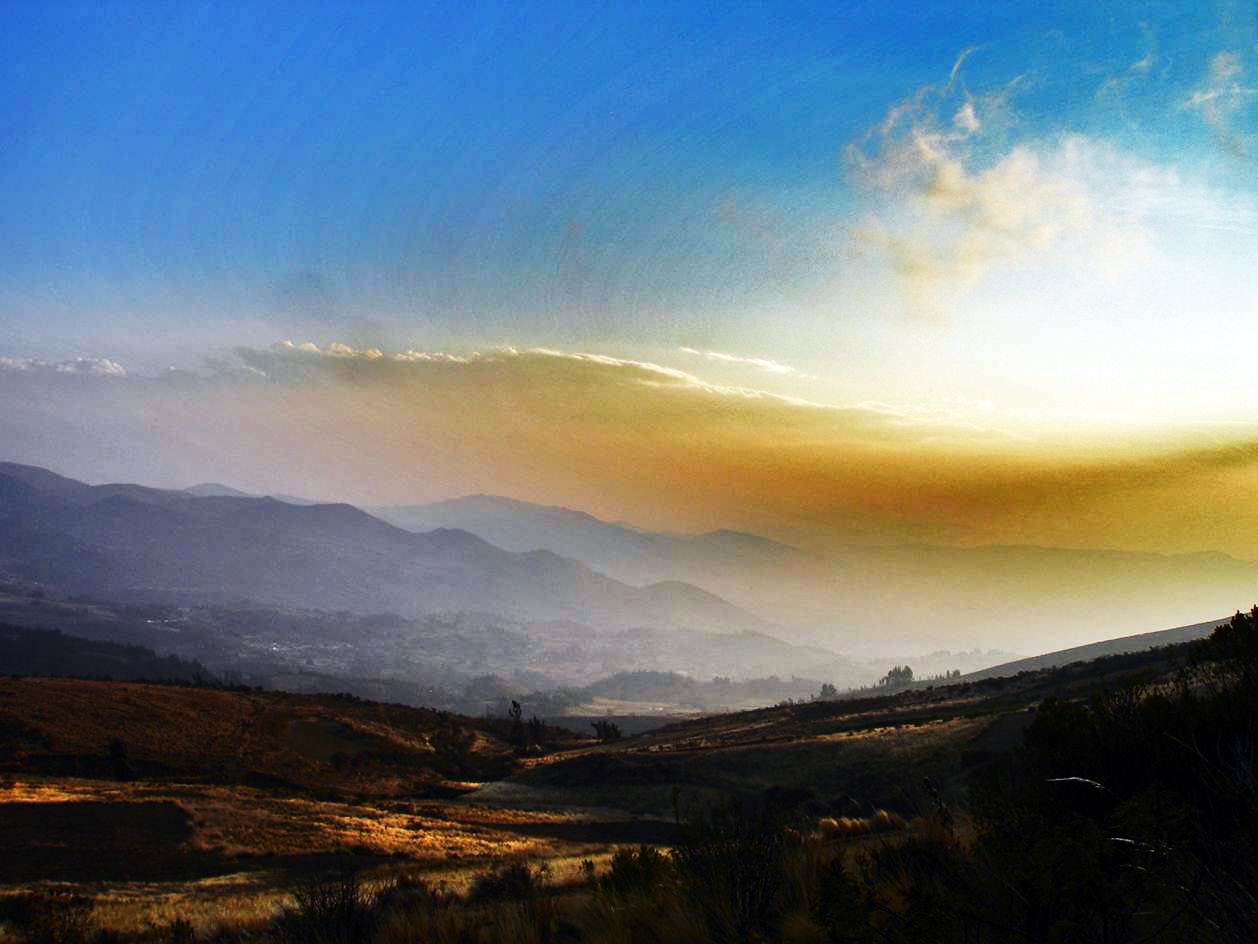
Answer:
(851, 141, 1095, 309)
(0, 356, 127, 377)
(4, 340, 1013, 454)
(847, 55, 1094, 314)
(1184, 50, 1256, 157)
(678, 347, 801, 375)
(237, 342, 976, 427)
(1095, 21, 1157, 122)
(845, 52, 1225, 318)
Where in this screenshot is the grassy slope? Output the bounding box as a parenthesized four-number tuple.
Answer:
(0, 677, 513, 796)
(0, 640, 1196, 932)
(506, 642, 1186, 814)
(0, 678, 635, 914)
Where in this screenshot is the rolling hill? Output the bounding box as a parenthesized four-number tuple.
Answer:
(0, 675, 514, 795)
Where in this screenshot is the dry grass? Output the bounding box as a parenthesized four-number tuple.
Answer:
(0, 663, 1143, 940)
(0, 774, 633, 935)
(0, 777, 590, 860)
(0, 677, 513, 796)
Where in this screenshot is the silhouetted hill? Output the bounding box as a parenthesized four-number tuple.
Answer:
(0, 624, 210, 681)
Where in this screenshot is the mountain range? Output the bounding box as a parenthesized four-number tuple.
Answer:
(0, 462, 767, 634)
(375, 495, 1258, 652)
(6, 460, 1255, 661)
(374, 494, 819, 588)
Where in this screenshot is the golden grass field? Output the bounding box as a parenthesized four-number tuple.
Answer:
(0, 774, 651, 933)
(0, 678, 668, 934)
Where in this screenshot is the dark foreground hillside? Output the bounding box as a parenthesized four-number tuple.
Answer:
(3, 614, 1257, 943)
(505, 639, 1193, 816)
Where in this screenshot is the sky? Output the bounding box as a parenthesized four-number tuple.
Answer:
(3, 1, 1258, 560)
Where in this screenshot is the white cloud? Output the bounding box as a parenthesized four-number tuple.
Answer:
(847, 51, 1255, 319)
(392, 349, 470, 364)
(847, 55, 1099, 313)
(678, 347, 800, 375)
(0, 356, 127, 377)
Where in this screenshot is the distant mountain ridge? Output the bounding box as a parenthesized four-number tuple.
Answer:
(374, 494, 821, 592)
(184, 482, 254, 499)
(12, 463, 1255, 655)
(374, 493, 1258, 650)
(0, 462, 768, 635)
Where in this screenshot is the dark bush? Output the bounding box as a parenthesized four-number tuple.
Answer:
(468, 860, 551, 903)
(107, 736, 131, 781)
(597, 845, 675, 899)
(591, 719, 622, 742)
(270, 873, 376, 944)
(670, 796, 791, 940)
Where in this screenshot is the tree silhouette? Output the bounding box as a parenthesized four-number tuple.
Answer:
(107, 736, 131, 780)
(879, 665, 914, 689)
(527, 714, 545, 746)
(591, 720, 622, 742)
(507, 700, 525, 748)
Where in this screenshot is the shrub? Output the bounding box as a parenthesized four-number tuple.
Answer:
(270, 873, 376, 944)
(369, 877, 470, 944)
(597, 845, 675, 899)
(670, 796, 791, 940)
(107, 736, 131, 781)
(160, 919, 197, 944)
(468, 860, 551, 903)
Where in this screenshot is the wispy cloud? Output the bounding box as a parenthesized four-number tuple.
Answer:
(1183, 50, 1256, 158)
(244, 342, 872, 415)
(845, 48, 1255, 319)
(1095, 22, 1157, 123)
(4, 341, 1015, 453)
(678, 347, 801, 376)
(846, 53, 1096, 315)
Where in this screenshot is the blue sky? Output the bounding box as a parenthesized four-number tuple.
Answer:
(3, 2, 1258, 565)
(1, 1, 1256, 429)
